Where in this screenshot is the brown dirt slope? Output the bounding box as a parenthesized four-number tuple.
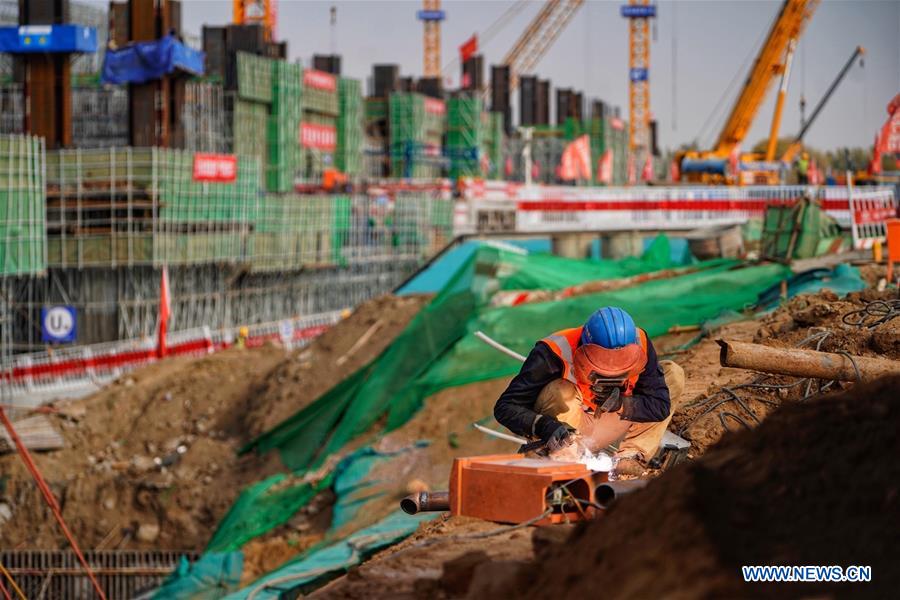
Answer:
(0, 345, 286, 551)
(510, 376, 900, 600)
(246, 294, 430, 437)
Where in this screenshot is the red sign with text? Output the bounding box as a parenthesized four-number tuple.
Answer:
(192, 153, 237, 183)
(425, 98, 446, 116)
(303, 69, 337, 92)
(300, 123, 337, 151)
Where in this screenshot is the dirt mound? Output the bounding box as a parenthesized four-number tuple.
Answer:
(507, 376, 900, 599)
(246, 294, 431, 437)
(0, 345, 287, 551)
(673, 289, 900, 454)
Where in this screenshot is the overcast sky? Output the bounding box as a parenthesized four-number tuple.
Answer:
(176, 0, 899, 152)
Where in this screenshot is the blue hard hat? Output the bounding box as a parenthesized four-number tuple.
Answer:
(581, 307, 638, 348)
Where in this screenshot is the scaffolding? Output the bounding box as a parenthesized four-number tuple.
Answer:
(0, 134, 45, 277)
(71, 86, 129, 149)
(0, 83, 23, 135)
(183, 81, 230, 154)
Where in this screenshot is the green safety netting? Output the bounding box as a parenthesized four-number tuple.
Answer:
(164, 236, 791, 597)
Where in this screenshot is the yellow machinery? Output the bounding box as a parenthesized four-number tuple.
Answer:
(678, 0, 819, 185)
(233, 0, 276, 41)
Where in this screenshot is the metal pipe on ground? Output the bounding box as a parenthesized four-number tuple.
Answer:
(717, 340, 900, 383)
(400, 491, 450, 515)
(593, 479, 651, 509)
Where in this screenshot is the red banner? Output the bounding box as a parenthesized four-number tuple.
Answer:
(878, 95, 900, 154)
(303, 69, 337, 92)
(424, 98, 446, 115)
(598, 150, 613, 184)
(459, 34, 478, 63)
(300, 123, 337, 151)
(559, 135, 592, 181)
(192, 153, 237, 183)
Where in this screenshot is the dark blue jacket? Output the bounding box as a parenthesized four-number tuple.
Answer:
(493, 338, 670, 438)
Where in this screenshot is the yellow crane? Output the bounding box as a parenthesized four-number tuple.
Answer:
(499, 0, 585, 91)
(679, 0, 819, 184)
(418, 0, 445, 79)
(233, 0, 276, 41)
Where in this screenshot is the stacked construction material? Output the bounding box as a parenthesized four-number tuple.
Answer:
(250, 194, 350, 271)
(300, 69, 339, 180)
(231, 52, 273, 164)
(389, 92, 446, 179)
(267, 61, 303, 192)
(0, 134, 45, 276)
(45, 147, 261, 267)
(447, 96, 482, 179)
(337, 78, 363, 176)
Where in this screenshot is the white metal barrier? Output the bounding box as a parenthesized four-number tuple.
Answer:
(848, 187, 899, 249)
(1, 310, 345, 407)
(455, 181, 896, 235)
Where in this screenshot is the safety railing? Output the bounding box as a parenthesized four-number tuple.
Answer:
(456, 181, 897, 235)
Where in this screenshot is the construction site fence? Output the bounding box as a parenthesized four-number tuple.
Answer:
(0, 549, 198, 600)
(0, 308, 344, 408)
(455, 181, 897, 247)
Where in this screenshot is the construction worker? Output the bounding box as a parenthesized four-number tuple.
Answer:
(797, 152, 810, 184)
(493, 306, 684, 475)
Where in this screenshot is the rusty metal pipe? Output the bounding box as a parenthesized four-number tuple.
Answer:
(400, 491, 450, 515)
(594, 479, 650, 509)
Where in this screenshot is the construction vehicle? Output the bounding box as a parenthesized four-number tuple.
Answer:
(678, 0, 819, 185)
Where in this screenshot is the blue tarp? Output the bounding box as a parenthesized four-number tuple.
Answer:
(756, 264, 866, 309)
(101, 34, 203, 84)
(0, 24, 97, 54)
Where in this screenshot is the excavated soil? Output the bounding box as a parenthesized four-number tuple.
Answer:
(0, 294, 428, 552)
(673, 288, 900, 454)
(505, 376, 900, 599)
(0, 345, 287, 551)
(246, 294, 430, 437)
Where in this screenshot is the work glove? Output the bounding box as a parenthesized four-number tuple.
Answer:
(598, 392, 635, 417)
(535, 416, 574, 452)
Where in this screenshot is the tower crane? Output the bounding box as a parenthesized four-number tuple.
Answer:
(233, 0, 276, 41)
(621, 0, 656, 177)
(418, 0, 445, 78)
(679, 0, 819, 184)
(499, 0, 584, 92)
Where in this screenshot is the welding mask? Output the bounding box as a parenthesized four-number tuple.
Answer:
(573, 342, 647, 406)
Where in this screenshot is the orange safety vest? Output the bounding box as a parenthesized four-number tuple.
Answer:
(541, 326, 649, 411)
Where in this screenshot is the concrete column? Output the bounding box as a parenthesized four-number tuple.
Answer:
(600, 232, 644, 259)
(551, 233, 595, 259)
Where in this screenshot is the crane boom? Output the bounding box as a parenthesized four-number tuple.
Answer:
(781, 45, 865, 163)
(501, 0, 584, 91)
(714, 0, 819, 155)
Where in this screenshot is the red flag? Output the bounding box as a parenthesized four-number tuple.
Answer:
(157, 267, 171, 358)
(598, 150, 613, 184)
(627, 154, 636, 184)
(505, 156, 513, 178)
(728, 145, 741, 176)
(459, 34, 478, 63)
(870, 132, 883, 175)
(641, 155, 654, 182)
(669, 158, 680, 183)
(808, 158, 821, 185)
(532, 161, 541, 181)
(559, 135, 592, 181)
(878, 96, 900, 155)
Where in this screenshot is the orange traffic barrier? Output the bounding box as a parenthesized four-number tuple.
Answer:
(887, 219, 900, 282)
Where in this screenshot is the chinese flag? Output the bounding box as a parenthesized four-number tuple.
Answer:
(669, 158, 680, 182)
(598, 150, 613, 184)
(870, 133, 882, 175)
(157, 267, 171, 358)
(459, 34, 478, 63)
